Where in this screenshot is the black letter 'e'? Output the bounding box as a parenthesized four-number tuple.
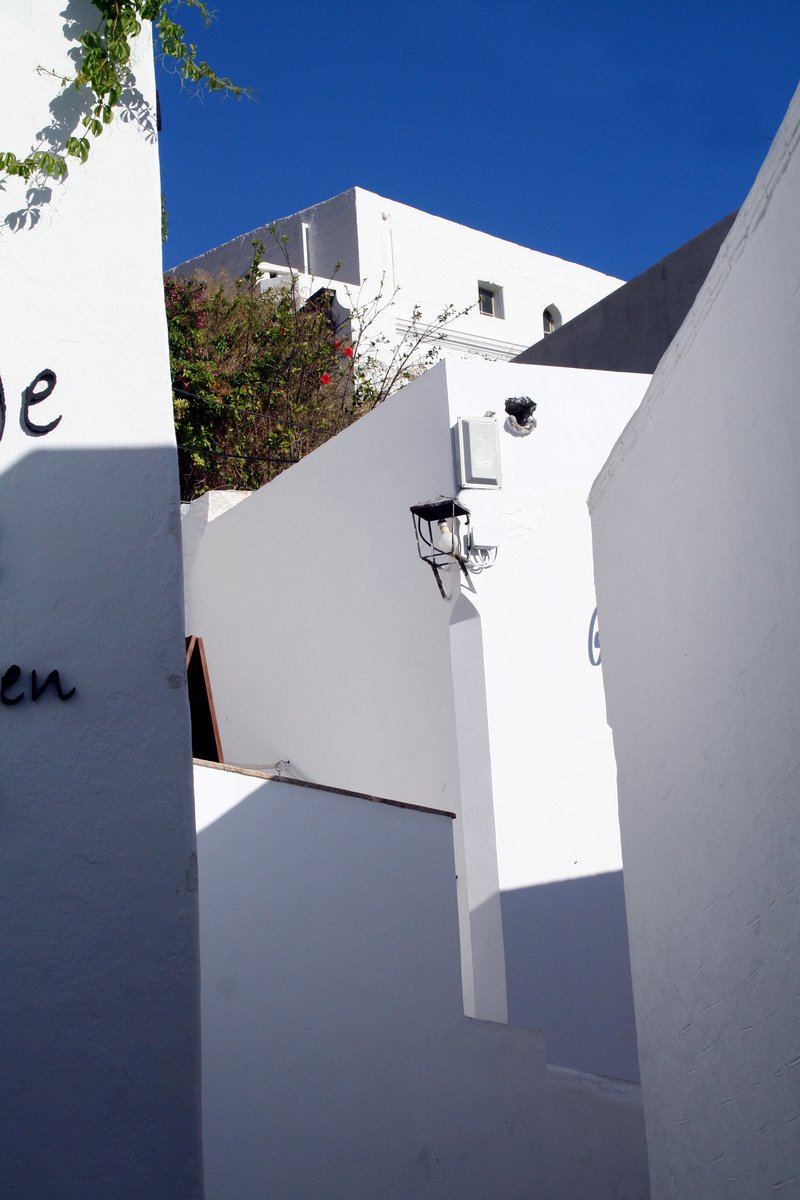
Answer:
(22, 369, 61, 437)
(1, 665, 24, 705)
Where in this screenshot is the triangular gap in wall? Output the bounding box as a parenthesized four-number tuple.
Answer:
(185, 636, 224, 763)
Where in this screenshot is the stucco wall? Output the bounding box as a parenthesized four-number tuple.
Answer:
(515, 212, 736, 373)
(182, 488, 250, 640)
(173, 187, 363, 286)
(173, 186, 623, 361)
(195, 763, 649, 1200)
(185, 360, 648, 1078)
(0, 8, 202, 1198)
(352, 189, 625, 360)
(589, 85, 800, 1199)
(442, 360, 648, 1080)
(185, 365, 506, 1022)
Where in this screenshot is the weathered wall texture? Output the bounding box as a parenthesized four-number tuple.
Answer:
(195, 763, 649, 1200)
(0, 7, 202, 1197)
(184, 359, 648, 1079)
(589, 85, 800, 1199)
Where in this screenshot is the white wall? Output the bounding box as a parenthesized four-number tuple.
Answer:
(184, 359, 649, 1080)
(442, 361, 647, 890)
(182, 488, 250, 638)
(192, 186, 624, 362)
(195, 762, 649, 1200)
(185, 365, 507, 1022)
(0, 8, 201, 1197)
(589, 85, 800, 1199)
(442, 360, 648, 1080)
(352, 188, 624, 360)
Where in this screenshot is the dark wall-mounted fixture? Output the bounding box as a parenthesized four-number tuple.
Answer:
(410, 496, 472, 600)
(504, 396, 537, 436)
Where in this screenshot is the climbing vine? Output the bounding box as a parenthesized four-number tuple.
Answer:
(0, 0, 246, 182)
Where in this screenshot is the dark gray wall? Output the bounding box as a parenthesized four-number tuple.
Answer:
(515, 214, 737, 374)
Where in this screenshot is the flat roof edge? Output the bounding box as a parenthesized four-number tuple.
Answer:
(193, 758, 456, 819)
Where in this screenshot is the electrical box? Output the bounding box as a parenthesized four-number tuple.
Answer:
(455, 417, 502, 489)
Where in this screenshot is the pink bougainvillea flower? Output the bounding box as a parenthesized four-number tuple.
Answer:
(343, 346, 353, 358)
(320, 373, 332, 385)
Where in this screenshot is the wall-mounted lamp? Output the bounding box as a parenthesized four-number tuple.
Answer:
(410, 496, 471, 600)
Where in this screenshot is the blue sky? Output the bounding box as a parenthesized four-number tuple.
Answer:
(159, 1, 800, 281)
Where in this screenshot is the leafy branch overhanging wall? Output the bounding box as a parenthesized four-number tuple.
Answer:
(0, 0, 245, 183)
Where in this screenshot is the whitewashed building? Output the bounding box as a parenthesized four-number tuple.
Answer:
(21, 4, 800, 1199)
(0, 7, 202, 1199)
(589, 85, 800, 1198)
(184, 354, 654, 1194)
(173, 186, 624, 363)
(195, 759, 649, 1200)
(5, 2, 644, 1190)
(183, 357, 650, 1078)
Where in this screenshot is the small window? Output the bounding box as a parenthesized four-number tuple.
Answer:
(543, 305, 562, 335)
(478, 282, 504, 319)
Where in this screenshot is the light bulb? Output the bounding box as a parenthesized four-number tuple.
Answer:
(435, 518, 458, 555)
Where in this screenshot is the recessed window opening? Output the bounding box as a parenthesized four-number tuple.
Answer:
(543, 305, 562, 335)
(478, 282, 504, 319)
(478, 287, 494, 316)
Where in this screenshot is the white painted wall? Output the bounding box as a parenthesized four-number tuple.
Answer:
(194, 762, 649, 1200)
(180, 186, 623, 362)
(182, 488, 250, 637)
(443, 361, 647, 890)
(589, 85, 800, 1199)
(442, 360, 648, 1080)
(184, 359, 649, 1080)
(0, 8, 201, 1197)
(353, 188, 624, 360)
(185, 365, 507, 1022)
